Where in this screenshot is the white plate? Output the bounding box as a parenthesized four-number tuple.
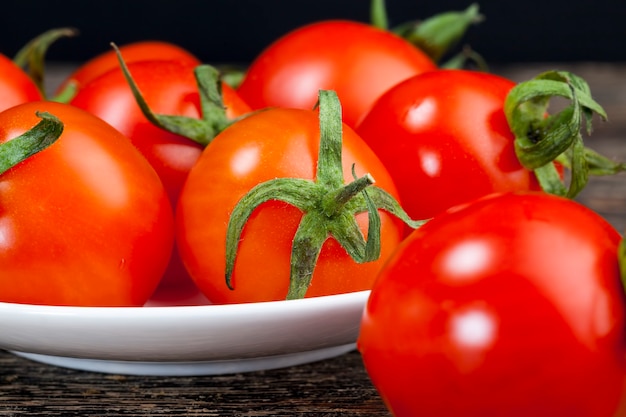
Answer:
(0, 285, 370, 376)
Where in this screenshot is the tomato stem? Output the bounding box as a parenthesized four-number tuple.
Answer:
(505, 70, 626, 198)
(391, 3, 484, 63)
(225, 90, 424, 300)
(51, 81, 78, 104)
(369, 0, 482, 64)
(13, 28, 78, 100)
(0, 112, 64, 175)
(111, 42, 234, 146)
(316, 88, 345, 188)
(370, 0, 389, 30)
(322, 172, 375, 217)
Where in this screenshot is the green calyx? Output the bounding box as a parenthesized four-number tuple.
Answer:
(370, 0, 484, 65)
(0, 112, 64, 176)
(504, 70, 626, 198)
(13, 27, 78, 99)
(111, 43, 236, 147)
(225, 90, 424, 300)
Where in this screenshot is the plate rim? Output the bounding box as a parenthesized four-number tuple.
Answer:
(0, 289, 371, 369)
(0, 289, 371, 316)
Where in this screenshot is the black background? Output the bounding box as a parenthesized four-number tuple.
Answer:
(1, 0, 624, 65)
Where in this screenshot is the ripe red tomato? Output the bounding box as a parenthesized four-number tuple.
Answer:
(0, 53, 42, 112)
(0, 101, 174, 307)
(237, 20, 437, 127)
(57, 40, 201, 94)
(69, 59, 251, 288)
(358, 191, 626, 417)
(356, 69, 541, 222)
(175, 104, 405, 304)
(70, 59, 251, 206)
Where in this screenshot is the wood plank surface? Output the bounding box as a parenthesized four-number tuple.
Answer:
(2, 62, 626, 416)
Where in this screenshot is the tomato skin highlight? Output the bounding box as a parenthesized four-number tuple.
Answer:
(237, 20, 437, 127)
(0, 54, 42, 112)
(176, 107, 404, 304)
(358, 192, 626, 417)
(0, 101, 174, 307)
(356, 69, 541, 222)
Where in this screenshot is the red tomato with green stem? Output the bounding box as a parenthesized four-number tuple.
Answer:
(358, 191, 626, 417)
(176, 90, 419, 304)
(0, 101, 174, 306)
(356, 69, 529, 222)
(56, 40, 201, 95)
(237, 20, 437, 127)
(0, 54, 42, 112)
(69, 57, 251, 290)
(70, 59, 250, 205)
(355, 69, 610, 223)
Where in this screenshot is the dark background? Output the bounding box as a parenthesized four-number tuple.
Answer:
(1, 0, 624, 65)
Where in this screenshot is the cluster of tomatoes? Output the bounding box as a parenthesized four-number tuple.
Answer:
(2, 2, 626, 415)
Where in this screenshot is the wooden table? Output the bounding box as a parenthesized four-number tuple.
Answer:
(2, 62, 626, 416)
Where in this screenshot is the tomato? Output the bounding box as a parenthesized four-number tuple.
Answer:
(175, 99, 407, 304)
(237, 20, 437, 127)
(57, 40, 201, 94)
(0, 53, 42, 112)
(0, 101, 174, 307)
(69, 59, 251, 289)
(70, 59, 250, 205)
(358, 191, 626, 417)
(356, 69, 542, 223)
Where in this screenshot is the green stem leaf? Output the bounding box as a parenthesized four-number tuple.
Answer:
(225, 178, 321, 289)
(224, 90, 424, 300)
(111, 42, 232, 146)
(194, 65, 232, 138)
(322, 172, 374, 217)
(370, 0, 389, 30)
(287, 212, 329, 299)
(0, 112, 64, 175)
(316, 90, 345, 188)
(582, 147, 626, 176)
(362, 187, 427, 230)
(51, 81, 79, 104)
(359, 181, 382, 262)
(534, 161, 568, 197)
(392, 3, 484, 63)
(504, 70, 619, 198)
(13, 28, 78, 99)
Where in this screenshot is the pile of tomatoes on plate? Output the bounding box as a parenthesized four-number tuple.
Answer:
(2, 1, 626, 415)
